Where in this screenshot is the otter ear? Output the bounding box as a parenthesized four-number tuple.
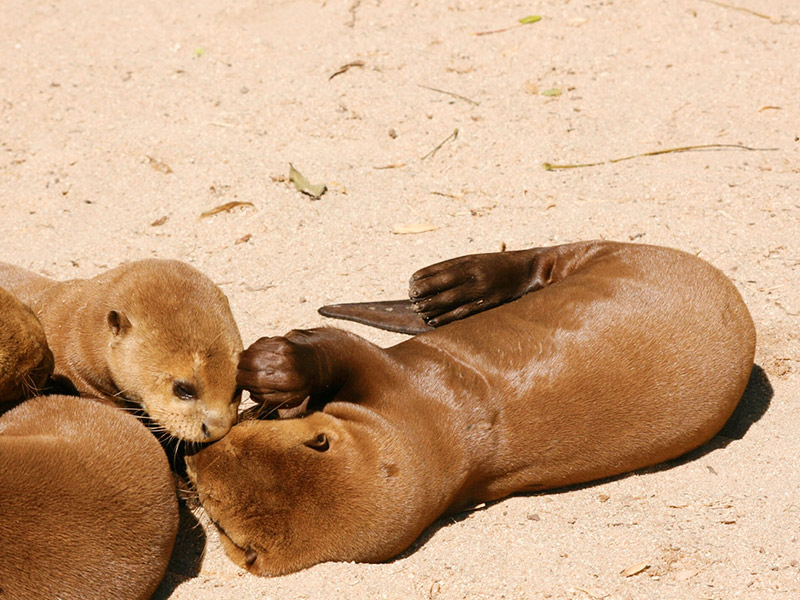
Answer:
(303, 433, 330, 452)
(107, 310, 132, 336)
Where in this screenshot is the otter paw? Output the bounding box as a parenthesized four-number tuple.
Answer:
(408, 253, 524, 326)
(236, 336, 316, 409)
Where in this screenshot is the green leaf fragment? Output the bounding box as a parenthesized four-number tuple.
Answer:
(519, 15, 542, 24)
(289, 163, 327, 199)
(541, 88, 562, 97)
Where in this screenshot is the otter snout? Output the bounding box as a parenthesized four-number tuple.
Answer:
(201, 412, 234, 441)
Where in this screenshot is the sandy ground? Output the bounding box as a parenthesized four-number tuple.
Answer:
(2, 0, 799, 598)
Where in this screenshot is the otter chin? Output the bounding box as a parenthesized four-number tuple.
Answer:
(0, 259, 243, 442)
(185, 405, 428, 577)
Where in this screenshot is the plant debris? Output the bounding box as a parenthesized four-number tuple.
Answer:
(541, 88, 562, 97)
(422, 128, 459, 160)
(392, 223, 439, 235)
(200, 201, 255, 218)
(329, 60, 365, 80)
(700, 0, 797, 24)
(418, 84, 479, 106)
(475, 15, 542, 36)
(289, 163, 327, 199)
(620, 562, 650, 577)
(543, 143, 777, 170)
(146, 155, 173, 174)
(150, 216, 168, 226)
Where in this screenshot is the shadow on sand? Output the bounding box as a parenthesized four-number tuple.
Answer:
(151, 494, 207, 600)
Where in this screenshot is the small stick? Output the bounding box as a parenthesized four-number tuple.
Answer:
(418, 84, 479, 106)
(329, 61, 365, 81)
(700, 0, 774, 21)
(475, 15, 542, 36)
(475, 24, 521, 36)
(421, 128, 459, 160)
(543, 143, 778, 171)
(346, 0, 361, 28)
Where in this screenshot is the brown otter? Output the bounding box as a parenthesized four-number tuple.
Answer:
(0, 260, 242, 442)
(0, 394, 179, 600)
(186, 241, 756, 575)
(0, 286, 53, 407)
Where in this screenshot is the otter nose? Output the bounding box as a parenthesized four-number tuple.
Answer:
(201, 413, 234, 441)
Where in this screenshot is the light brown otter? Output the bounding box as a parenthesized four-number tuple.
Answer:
(186, 241, 756, 576)
(0, 394, 179, 600)
(0, 286, 53, 406)
(0, 260, 242, 442)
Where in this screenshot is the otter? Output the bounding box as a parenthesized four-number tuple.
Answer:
(0, 286, 53, 407)
(0, 394, 179, 600)
(186, 241, 756, 575)
(0, 260, 243, 442)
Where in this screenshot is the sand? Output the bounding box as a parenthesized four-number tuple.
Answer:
(1, 0, 798, 598)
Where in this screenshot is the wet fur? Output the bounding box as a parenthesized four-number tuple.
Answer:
(0, 287, 53, 406)
(0, 395, 179, 600)
(0, 260, 243, 442)
(187, 241, 756, 575)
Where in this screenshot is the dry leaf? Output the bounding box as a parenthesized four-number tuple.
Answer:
(392, 223, 439, 235)
(235, 234, 252, 244)
(524, 80, 539, 95)
(620, 562, 650, 577)
(568, 17, 589, 27)
(200, 201, 255, 218)
(146, 155, 173, 174)
(150, 216, 168, 226)
(289, 163, 327, 199)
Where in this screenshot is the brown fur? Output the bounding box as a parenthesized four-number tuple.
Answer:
(0, 287, 53, 406)
(0, 260, 243, 442)
(0, 394, 179, 600)
(186, 241, 756, 576)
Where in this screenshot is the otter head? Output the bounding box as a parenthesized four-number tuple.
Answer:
(100, 260, 244, 443)
(0, 288, 54, 404)
(185, 404, 426, 575)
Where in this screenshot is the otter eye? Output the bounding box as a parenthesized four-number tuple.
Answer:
(303, 433, 329, 452)
(173, 380, 197, 401)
